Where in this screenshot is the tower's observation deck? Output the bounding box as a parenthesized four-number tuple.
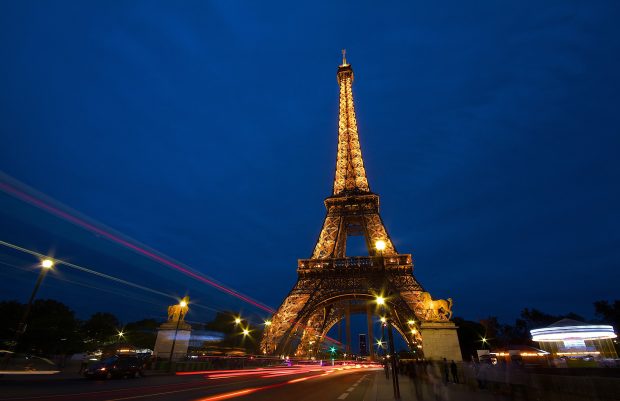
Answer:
(297, 255, 413, 277)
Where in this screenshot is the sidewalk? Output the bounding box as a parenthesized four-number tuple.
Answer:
(363, 371, 510, 401)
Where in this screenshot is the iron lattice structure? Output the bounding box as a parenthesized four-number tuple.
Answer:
(261, 55, 448, 357)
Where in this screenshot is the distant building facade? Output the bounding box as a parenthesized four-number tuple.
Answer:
(359, 334, 368, 356)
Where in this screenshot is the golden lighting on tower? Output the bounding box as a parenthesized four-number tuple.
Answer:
(333, 53, 369, 195)
(375, 240, 386, 252)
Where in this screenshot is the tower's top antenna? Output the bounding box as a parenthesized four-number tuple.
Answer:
(341, 49, 348, 66)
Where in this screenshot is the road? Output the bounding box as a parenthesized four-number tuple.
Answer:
(0, 365, 381, 401)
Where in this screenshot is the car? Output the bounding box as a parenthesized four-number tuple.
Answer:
(84, 355, 143, 379)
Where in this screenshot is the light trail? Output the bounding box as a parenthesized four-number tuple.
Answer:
(191, 365, 380, 401)
(0, 173, 341, 345)
(177, 364, 372, 378)
(0, 176, 275, 313)
(0, 242, 225, 314)
(0, 242, 333, 343)
(0, 239, 175, 300)
(0, 259, 176, 309)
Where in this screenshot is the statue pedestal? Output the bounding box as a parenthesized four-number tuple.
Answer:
(153, 321, 191, 361)
(420, 321, 462, 361)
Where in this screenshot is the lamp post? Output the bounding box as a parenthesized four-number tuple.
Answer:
(375, 239, 400, 400)
(380, 317, 389, 379)
(386, 317, 401, 399)
(1, 259, 54, 369)
(168, 298, 188, 369)
(15, 259, 55, 341)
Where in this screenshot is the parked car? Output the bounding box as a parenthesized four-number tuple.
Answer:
(84, 355, 143, 379)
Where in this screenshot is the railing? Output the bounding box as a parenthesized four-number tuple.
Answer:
(297, 254, 412, 274)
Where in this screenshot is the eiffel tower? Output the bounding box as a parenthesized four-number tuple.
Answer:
(262, 52, 462, 361)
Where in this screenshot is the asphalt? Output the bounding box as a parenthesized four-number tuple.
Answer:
(0, 366, 382, 401)
(0, 365, 523, 401)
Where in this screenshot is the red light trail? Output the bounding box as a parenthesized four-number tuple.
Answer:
(190, 365, 379, 401)
(0, 178, 275, 314)
(0, 174, 341, 345)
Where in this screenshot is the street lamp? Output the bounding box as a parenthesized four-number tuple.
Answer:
(375, 297, 400, 399)
(16, 259, 55, 337)
(264, 320, 272, 326)
(169, 297, 189, 367)
(41, 259, 54, 269)
(235, 317, 242, 325)
(242, 328, 250, 336)
(1, 258, 54, 369)
(386, 316, 401, 399)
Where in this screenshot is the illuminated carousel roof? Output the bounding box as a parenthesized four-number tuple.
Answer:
(530, 319, 617, 342)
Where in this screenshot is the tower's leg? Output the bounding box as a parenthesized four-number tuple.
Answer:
(345, 302, 351, 354)
(367, 303, 374, 360)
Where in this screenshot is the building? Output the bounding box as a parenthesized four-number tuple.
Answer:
(359, 334, 368, 357)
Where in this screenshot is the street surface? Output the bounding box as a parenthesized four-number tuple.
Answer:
(0, 365, 380, 401)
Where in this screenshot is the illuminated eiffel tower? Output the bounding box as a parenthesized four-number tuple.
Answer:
(262, 52, 461, 361)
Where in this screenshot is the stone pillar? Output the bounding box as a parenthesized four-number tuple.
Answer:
(420, 321, 462, 361)
(153, 321, 192, 361)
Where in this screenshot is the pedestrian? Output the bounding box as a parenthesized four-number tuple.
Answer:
(384, 357, 390, 379)
(78, 354, 88, 374)
(450, 360, 459, 384)
(410, 361, 423, 400)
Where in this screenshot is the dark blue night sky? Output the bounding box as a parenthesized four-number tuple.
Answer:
(1, 1, 619, 329)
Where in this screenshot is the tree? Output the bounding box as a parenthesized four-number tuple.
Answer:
(499, 318, 530, 346)
(20, 299, 82, 354)
(82, 312, 120, 349)
(203, 312, 262, 353)
(0, 300, 25, 347)
(594, 300, 620, 329)
(520, 308, 561, 329)
(454, 317, 485, 361)
(124, 319, 158, 349)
